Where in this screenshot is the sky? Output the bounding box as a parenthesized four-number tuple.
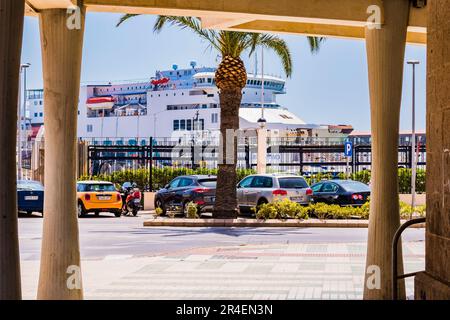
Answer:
(21, 13, 427, 132)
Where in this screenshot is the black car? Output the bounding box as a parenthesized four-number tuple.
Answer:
(310, 179, 370, 206)
(154, 175, 216, 216)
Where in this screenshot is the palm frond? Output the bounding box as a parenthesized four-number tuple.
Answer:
(153, 16, 221, 52)
(256, 34, 293, 77)
(116, 14, 139, 27)
(307, 36, 325, 54)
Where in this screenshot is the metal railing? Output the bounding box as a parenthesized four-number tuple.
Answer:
(392, 217, 426, 300)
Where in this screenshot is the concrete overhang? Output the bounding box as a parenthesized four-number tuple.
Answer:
(25, 0, 427, 44)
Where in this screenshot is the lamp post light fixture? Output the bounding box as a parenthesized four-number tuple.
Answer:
(407, 59, 419, 219)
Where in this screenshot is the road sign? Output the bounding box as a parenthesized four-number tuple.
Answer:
(344, 141, 353, 157)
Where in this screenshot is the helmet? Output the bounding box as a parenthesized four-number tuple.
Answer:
(132, 182, 137, 188)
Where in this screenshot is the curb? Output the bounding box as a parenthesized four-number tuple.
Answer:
(143, 218, 425, 228)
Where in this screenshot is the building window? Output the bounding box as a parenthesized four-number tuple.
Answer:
(87, 124, 93, 132)
(173, 120, 179, 131)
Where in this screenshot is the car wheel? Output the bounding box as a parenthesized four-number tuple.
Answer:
(114, 210, 122, 218)
(256, 198, 268, 212)
(155, 198, 166, 215)
(77, 202, 86, 218)
(94, 211, 100, 216)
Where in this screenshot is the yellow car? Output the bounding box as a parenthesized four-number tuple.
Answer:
(77, 181, 122, 217)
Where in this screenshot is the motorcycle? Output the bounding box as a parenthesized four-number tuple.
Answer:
(120, 182, 142, 216)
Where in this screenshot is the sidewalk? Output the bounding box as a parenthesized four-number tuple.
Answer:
(21, 241, 424, 300)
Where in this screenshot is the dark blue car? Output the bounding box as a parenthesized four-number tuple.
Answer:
(17, 180, 44, 216)
(311, 179, 370, 206)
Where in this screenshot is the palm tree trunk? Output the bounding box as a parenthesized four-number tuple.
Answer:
(213, 87, 242, 218)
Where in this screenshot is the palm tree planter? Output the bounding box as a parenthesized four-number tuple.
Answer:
(118, 15, 322, 218)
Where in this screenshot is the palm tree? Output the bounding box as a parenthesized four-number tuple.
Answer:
(118, 15, 323, 218)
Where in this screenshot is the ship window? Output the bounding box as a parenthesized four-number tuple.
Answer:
(34, 113, 38, 117)
(39, 112, 43, 117)
(87, 124, 93, 132)
(211, 113, 218, 124)
(180, 119, 186, 130)
(186, 119, 192, 131)
(173, 120, 179, 131)
(207, 78, 212, 83)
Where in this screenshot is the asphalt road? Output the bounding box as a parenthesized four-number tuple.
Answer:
(18, 211, 425, 261)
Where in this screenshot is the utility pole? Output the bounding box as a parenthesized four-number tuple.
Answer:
(257, 47, 267, 174)
(17, 63, 30, 180)
(407, 60, 419, 218)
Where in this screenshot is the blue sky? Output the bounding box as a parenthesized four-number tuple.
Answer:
(22, 13, 426, 131)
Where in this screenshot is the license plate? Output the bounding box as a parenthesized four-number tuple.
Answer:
(24, 196, 38, 201)
(290, 196, 303, 202)
(98, 196, 111, 201)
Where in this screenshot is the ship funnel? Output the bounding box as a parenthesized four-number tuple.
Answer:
(190, 60, 197, 69)
(172, 64, 178, 70)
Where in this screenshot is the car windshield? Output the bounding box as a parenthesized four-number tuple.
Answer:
(198, 179, 217, 188)
(278, 177, 308, 189)
(338, 181, 370, 192)
(82, 183, 116, 192)
(17, 180, 44, 191)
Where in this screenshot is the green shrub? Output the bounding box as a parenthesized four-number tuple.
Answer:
(154, 207, 163, 217)
(186, 201, 199, 219)
(256, 198, 309, 220)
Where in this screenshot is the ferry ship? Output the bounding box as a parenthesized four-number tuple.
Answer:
(26, 62, 353, 143)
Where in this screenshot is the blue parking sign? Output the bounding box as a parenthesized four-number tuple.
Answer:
(344, 141, 353, 157)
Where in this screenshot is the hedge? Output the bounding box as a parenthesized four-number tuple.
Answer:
(255, 199, 425, 220)
(79, 168, 255, 191)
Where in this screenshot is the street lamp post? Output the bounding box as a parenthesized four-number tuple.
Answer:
(257, 47, 267, 174)
(407, 60, 419, 218)
(18, 63, 30, 180)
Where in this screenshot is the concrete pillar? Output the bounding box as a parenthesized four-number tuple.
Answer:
(256, 125, 267, 174)
(37, 5, 85, 300)
(363, 0, 410, 300)
(415, 0, 450, 300)
(0, 0, 25, 300)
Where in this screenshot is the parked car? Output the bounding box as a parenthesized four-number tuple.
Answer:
(310, 179, 370, 206)
(77, 181, 123, 217)
(17, 180, 44, 216)
(154, 175, 217, 216)
(237, 174, 313, 213)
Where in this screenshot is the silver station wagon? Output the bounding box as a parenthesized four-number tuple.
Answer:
(237, 173, 313, 212)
